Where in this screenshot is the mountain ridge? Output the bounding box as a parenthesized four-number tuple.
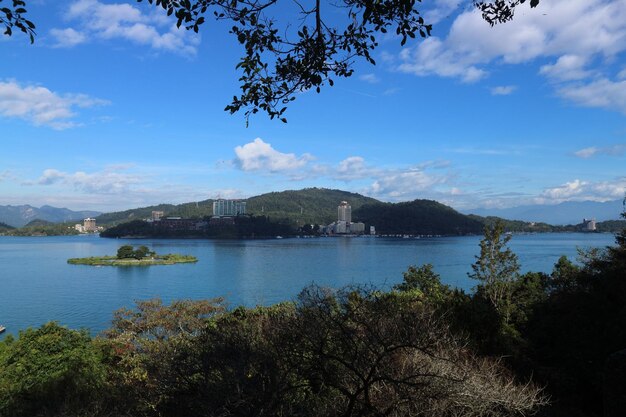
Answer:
(0, 205, 101, 228)
(466, 199, 624, 225)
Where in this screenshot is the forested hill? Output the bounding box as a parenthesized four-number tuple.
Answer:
(246, 188, 380, 225)
(353, 200, 484, 235)
(95, 201, 214, 226)
(0, 221, 14, 233)
(96, 188, 380, 226)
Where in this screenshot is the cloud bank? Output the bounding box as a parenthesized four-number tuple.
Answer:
(398, 0, 626, 114)
(0, 80, 108, 129)
(51, 0, 200, 55)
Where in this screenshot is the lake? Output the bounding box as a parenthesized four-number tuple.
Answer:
(0, 233, 616, 337)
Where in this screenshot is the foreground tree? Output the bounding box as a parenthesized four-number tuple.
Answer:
(0, 323, 105, 417)
(469, 220, 520, 323)
(3, 0, 540, 123)
(279, 285, 546, 416)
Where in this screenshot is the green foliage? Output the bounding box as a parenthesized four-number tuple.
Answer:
(116, 244, 135, 259)
(354, 199, 484, 235)
(0, 322, 105, 417)
(394, 264, 452, 302)
(550, 255, 580, 292)
(134, 245, 150, 259)
(100, 298, 225, 415)
(0, 221, 14, 233)
(469, 214, 556, 233)
(469, 220, 520, 323)
(246, 188, 380, 226)
(70, 247, 196, 266)
(0, 220, 79, 236)
(616, 197, 626, 248)
(522, 249, 626, 416)
(101, 215, 295, 239)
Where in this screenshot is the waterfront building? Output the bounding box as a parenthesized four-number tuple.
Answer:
(84, 218, 97, 232)
(213, 199, 247, 217)
(335, 221, 348, 234)
(157, 218, 206, 231)
(582, 218, 597, 232)
(338, 201, 352, 223)
(350, 222, 365, 234)
(151, 211, 164, 221)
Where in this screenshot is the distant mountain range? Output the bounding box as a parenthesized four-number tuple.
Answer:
(4, 192, 624, 232)
(0, 205, 101, 228)
(466, 200, 624, 226)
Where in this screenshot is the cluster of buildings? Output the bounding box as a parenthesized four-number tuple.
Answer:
(148, 210, 207, 230)
(144, 199, 248, 230)
(319, 201, 373, 235)
(582, 218, 597, 232)
(143, 198, 372, 236)
(74, 217, 103, 233)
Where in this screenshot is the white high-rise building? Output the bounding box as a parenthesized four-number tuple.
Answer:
(213, 199, 246, 217)
(338, 201, 351, 223)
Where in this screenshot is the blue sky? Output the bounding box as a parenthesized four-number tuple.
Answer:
(1, 0, 625, 212)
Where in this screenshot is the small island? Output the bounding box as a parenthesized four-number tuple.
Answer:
(68, 245, 197, 266)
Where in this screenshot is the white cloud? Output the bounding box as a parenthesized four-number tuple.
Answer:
(234, 138, 315, 172)
(398, 37, 487, 83)
(490, 85, 516, 95)
(557, 78, 626, 114)
(0, 80, 108, 129)
(574, 144, 626, 158)
(397, 0, 626, 113)
(359, 73, 380, 84)
(54, 0, 200, 55)
(539, 54, 592, 81)
(539, 177, 626, 203)
(50, 28, 87, 47)
(368, 168, 449, 200)
(541, 179, 587, 200)
(36, 167, 142, 193)
(334, 156, 379, 181)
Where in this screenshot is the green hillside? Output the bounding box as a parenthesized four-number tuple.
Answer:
(96, 204, 181, 225)
(2, 221, 79, 236)
(96, 188, 380, 226)
(468, 215, 556, 233)
(0, 221, 15, 233)
(246, 188, 381, 225)
(353, 199, 484, 235)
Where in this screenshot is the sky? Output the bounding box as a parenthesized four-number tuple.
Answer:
(1, 0, 626, 213)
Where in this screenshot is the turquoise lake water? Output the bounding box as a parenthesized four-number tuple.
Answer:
(0, 233, 616, 337)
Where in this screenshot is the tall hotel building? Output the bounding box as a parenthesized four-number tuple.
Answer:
(338, 201, 352, 223)
(213, 199, 247, 217)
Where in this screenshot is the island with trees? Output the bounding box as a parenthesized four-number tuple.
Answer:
(67, 245, 197, 266)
